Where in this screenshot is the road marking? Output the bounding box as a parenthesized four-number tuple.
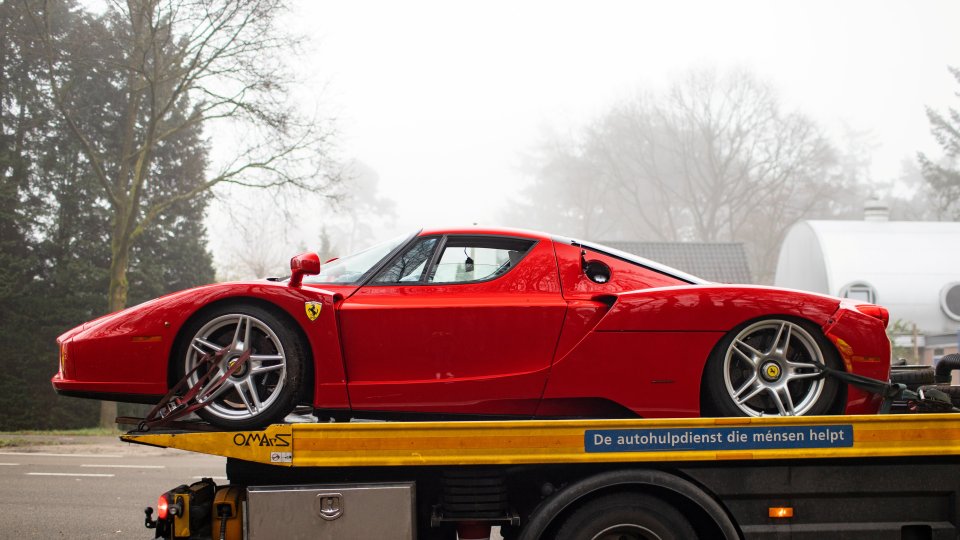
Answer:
(193, 475, 228, 480)
(27, 472, 115, 477)
(0, 463, 19, 466)
(81, 464, 165, 469)
(0, 452, 122, 458)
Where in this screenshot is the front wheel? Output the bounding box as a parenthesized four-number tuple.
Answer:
(702, 317, 841, 417)
(175, 304, 306, 429)
(555, 493, 696, 540)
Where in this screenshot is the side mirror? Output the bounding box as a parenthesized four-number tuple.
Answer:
(289, 252, 321, 288)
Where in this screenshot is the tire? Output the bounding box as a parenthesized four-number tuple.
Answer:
(555, 493, 696, 540)
(702, 317, 840, 417)
(174, 304, 306, 429)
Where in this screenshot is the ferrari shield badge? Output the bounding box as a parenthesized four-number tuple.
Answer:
(304, 301, 322, 322)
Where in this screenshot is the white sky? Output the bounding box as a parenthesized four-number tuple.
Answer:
(210, 0, 960, 270)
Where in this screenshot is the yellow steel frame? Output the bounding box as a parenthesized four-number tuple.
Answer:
(122, 414, 960, 468)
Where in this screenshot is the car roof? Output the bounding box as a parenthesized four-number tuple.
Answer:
(415, 226, 708, 284)
(417, 226, 554, 240)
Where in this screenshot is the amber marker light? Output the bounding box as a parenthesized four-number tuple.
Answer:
(769, 507, 794, 518)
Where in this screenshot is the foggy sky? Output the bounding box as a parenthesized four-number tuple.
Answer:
(207, 0, 960, 274)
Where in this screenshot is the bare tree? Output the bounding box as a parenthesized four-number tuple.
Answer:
(504, 127, 621, 240)
(28, 0, 337, 426)
(215, 198, 290, 281)
(518, 69, 840, 283)
(212, 160, 396, 282)
(336, 161, 396, 254)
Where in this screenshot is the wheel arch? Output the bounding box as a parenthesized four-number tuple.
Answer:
(697, 313, 847, 416)
(517, 468, 740, 540)
(166, 296, 316, 403)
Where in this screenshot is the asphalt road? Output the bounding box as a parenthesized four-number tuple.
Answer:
(0, 436, 225, 539)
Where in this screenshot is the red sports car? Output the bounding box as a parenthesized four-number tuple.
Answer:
(53, 227, 891, 429)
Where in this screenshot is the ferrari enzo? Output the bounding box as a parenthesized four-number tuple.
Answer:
(53, 227, 891, 428)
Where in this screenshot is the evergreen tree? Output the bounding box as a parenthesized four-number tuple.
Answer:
(27, 0, 335, 426)
(0, 1, 216, 430)
(918, 66, 960, 219)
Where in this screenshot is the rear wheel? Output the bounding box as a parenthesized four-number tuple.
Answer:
(555, 493, 696, 540)
(703, 317, 840, 417)
(175, 304, 306, 429)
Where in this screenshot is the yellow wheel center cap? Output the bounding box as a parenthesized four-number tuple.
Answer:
(762, 362, 782, 381)
(227, 356, 247, 376)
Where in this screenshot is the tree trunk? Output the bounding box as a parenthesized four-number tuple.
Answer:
(98, 220, 132, 428)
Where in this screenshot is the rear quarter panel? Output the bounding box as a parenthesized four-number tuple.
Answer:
(543, 286, 847, 417)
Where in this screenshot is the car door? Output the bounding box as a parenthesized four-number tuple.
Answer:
(337, 233, 567, 416)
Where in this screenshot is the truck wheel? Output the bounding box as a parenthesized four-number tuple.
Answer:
(702, 317, 840, 417)
(555, 493, 695, 540)
(176, 304, 306, 429)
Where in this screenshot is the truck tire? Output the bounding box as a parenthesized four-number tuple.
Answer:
(554, 493, 695, 540)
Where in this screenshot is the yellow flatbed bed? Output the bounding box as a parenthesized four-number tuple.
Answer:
(122, 413, 960, 468)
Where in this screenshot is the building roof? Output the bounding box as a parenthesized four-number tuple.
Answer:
(601, 241, 752, 284)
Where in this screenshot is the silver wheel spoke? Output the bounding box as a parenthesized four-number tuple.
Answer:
(197, 372, 230, 403)
(250, 354, 284, 375)
(250, 353, 283, 362)
(242, 316, 252, 350)
(230, 315, 253, 352)
(769, 322, 792, 356)
(230, 316, 243, 349)
(234, 379, 262, 414)
(251, 361, 284, 375)
(733, 340, 762, 366)
(191, 337, 222, 355)
(787, 360, 820, 370)
(768, 387, 796, 415)
(735, 380, 765, 405)
(786, 360, 824, 381)
(733, 374, 759, 399)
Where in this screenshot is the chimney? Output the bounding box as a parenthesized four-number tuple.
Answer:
(864, 198, 889, 222)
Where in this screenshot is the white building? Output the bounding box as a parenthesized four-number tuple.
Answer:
(774, 205, 960, 365)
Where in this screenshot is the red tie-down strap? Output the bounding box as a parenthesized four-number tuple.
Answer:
(122, 348, 252, 432)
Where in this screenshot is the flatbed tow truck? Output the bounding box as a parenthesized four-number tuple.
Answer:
(125, 412, 960, 540)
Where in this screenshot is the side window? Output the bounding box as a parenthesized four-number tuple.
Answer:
(372, 237, 439, 283)
(429, 237, 534, 284)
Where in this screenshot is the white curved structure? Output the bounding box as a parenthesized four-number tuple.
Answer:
(775, 220, 960, 336)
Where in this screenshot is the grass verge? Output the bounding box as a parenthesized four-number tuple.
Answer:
(1, 427, 121, 437)
(0, 427, 122, 447)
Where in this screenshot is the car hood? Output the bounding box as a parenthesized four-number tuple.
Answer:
(57, 279, 322, 343)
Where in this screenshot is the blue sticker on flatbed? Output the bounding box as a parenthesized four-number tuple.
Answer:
(585, 425, 853, 453)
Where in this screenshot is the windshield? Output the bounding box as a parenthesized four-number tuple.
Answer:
(302, 233, 412, 285)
